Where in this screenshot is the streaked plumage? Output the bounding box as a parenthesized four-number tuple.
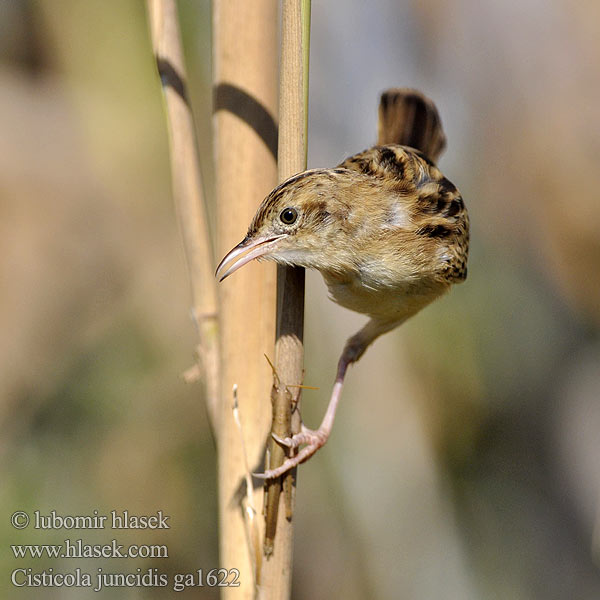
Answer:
(216, 89, 469, 478)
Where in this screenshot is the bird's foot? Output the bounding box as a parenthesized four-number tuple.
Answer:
(271, 423, 327, 449)
(253, 425, 329, 479)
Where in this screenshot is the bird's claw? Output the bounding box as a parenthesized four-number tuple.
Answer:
(254, 427, 329, 479)
(271, 432, 294, 448)
(271, 424, 321, 449)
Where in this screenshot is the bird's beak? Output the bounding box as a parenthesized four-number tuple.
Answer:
(215, 235, 284, 282)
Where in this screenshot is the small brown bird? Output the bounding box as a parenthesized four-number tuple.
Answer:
(216, 89, 469, 478)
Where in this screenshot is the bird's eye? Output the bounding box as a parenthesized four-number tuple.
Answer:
(279, 207, 298, 225)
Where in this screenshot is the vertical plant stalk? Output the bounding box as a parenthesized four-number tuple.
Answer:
(213, 0, 279, 597)
(261, 0, 311, 596)
(146, 0, 219, 430)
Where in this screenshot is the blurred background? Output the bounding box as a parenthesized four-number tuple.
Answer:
(1, 1, 599, 598)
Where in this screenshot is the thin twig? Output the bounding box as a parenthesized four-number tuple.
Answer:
(262, 0, 311, 579)
(232, 385, 262, 585)
(146, 0, 220, 430)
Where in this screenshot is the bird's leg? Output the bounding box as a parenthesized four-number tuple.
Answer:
(255, 355, 350, 480)
(255, 319, 397, 479)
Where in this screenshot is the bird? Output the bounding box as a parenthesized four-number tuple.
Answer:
(216, 89, 469, 478)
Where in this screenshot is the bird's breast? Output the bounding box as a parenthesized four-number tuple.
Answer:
(321, 267, 447, 324)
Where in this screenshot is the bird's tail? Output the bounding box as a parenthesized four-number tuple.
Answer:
(377, 88, 447, 163)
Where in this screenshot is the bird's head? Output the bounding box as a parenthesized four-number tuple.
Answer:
(216, 169, 357, 281)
